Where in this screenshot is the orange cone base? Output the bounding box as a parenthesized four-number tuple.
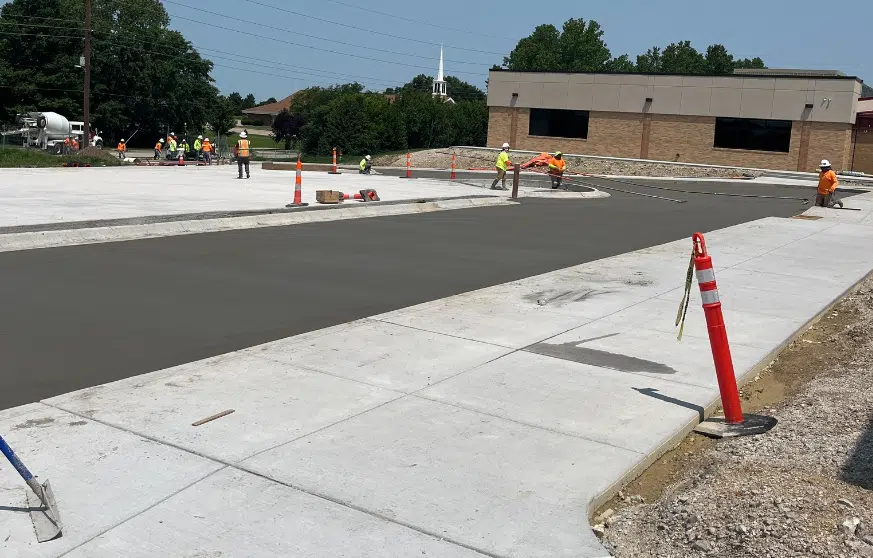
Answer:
(285, 202, 309, 208)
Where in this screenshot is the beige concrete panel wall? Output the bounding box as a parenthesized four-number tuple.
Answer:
(651, 86, 682, 114)
(486, 80, 518, 107)
(654, 75, 684, 87)
(681, 76, 713, 87)
(541, 82, 569, 109)
(710, 88, 742, 117)
(566, 83, 595, 110)
(593, 84, 621, 112)
(772, 90, 810, 121)
(647, 115, 803, 170)
(679, 87, 712, 115)
(812, 79, 857, 93)
(773, 78, 812, 91)
(618, 85, 648, 112)
(739, 89, 775, 119)
(517, 82, 544, 108)
(811, 91, 856, 123)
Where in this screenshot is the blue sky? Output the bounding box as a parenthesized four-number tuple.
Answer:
(4, 0, 872, 100)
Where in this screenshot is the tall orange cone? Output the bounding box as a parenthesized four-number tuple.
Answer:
(399, 152, 412, 179)
(286, 154, 309, 207)
(328, 147, 341, 174)
(178, 152, 184, 166)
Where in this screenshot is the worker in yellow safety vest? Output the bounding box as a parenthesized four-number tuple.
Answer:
(490, 142, 512, 190)
(548, 151, 567, 190)
(359, 155, 372, 174)
(234, 131, 251, 179)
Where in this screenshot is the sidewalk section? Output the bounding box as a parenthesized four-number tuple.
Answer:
(3, 194, 873, 557)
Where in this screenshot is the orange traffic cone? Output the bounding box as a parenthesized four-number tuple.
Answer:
(286, 154, 309, 207)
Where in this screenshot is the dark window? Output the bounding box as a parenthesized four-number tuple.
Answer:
(529, 109, 589, 139)
(713, 117, 792, 153)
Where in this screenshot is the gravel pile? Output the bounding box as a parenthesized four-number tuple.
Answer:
(372, 148, 762, 179)
(598, 281, 873, 557)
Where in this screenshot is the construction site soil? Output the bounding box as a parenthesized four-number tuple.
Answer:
(596, 277, 873, 558)
(373, 148, 764, 179)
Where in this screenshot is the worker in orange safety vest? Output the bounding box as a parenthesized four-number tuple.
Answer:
(548, 151, 567, 190)
(234, 132, 251, 179)
(816, 159, 844, 208)
(202, 137, 213, 165)
(117, 139, 126, 160)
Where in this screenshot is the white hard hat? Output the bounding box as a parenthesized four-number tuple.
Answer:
(121, 139, 125, 142)
(240, 132, 247, 138)
(502, 142, 510, 149)
(159, 138, 164, 142)
(365, 155, 371, 160)
(820, 159, 831, 167)
(204, 138, 209, 142)
(197, 135, 203, 139)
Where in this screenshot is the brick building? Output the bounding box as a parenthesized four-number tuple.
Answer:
(486, 69, 871, 172)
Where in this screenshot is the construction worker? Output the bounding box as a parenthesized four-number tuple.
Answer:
(548, 151, 567, 190)
(63, 136, 71, 155)
(202, 137, 212, 165)
(168, 135, 177, 160)
(234, 131, 251, 179)
(71, 137, 79, 151)
(491, 142, 512, 190)
(816, 159, 844, 208)
(117, 139, 126, 160)
(194, 135, 203, 161)
(181, 138, 190, 157)
(154, 138, 163, 160)
(359, 155, 372, 174)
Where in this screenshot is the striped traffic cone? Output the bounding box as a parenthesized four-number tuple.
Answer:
(286, 154, 309, 207)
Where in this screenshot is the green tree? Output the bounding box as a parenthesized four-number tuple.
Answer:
(271, 108, 303, 150)
(734, 57, 766, 70)
(503, 18, 615, 73)
(444, 76, 485, 101)
(209, 95, 236, 136)
(260, 97, 277, 105)
(227, 92, 243, 112)
(660, 41, 706, 74)
(635, 47, 661, 73)
(0, 0, 216, 144)
(606, 54, 636, 73)
(704, 44, 735, 75)
(241, 93, 256, 110)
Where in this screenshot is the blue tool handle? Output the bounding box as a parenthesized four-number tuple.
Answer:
(0, 434, 35, 482)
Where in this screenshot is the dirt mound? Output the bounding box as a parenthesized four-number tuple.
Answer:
(77, 146, 119, 162)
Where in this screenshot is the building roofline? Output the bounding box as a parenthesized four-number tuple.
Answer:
(487, 68, 863, 81)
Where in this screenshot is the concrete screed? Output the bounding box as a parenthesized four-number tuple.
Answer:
(4, 190, 873, 556)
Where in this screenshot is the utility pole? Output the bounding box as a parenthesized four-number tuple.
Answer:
(83, 0, 91, 144)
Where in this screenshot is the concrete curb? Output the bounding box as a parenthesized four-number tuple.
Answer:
(0, 197, 516, 253)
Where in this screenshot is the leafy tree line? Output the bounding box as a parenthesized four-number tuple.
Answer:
(272, 83, 487, 155)
(503, 18, 765, 75)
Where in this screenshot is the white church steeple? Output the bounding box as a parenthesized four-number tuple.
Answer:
(433, 44, 447, 98)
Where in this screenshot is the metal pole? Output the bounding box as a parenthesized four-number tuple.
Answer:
(511, 164, 520, 199)
(83, 0, 91, 146)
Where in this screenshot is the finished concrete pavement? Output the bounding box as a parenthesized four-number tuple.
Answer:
(4, 190, 873, 557)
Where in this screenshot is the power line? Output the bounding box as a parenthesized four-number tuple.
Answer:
(167, 13, 487, 78)
(226, 0, 506, 56)
(307, 0, 516, 42)
(164, 3, 491, 68)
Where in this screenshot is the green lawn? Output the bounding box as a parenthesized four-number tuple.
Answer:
(0, 146, 123, 168)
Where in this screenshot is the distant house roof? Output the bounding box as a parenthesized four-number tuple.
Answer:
(242, 94, 294, 116)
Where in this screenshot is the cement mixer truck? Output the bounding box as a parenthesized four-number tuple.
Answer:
(14, 112, 103, 153)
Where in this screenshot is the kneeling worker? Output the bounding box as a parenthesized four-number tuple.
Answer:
(235, 131, 251, 179)
(548, 151, 567, 190)
(816, 159, 843, 208)
(359, 155, 372, 174)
